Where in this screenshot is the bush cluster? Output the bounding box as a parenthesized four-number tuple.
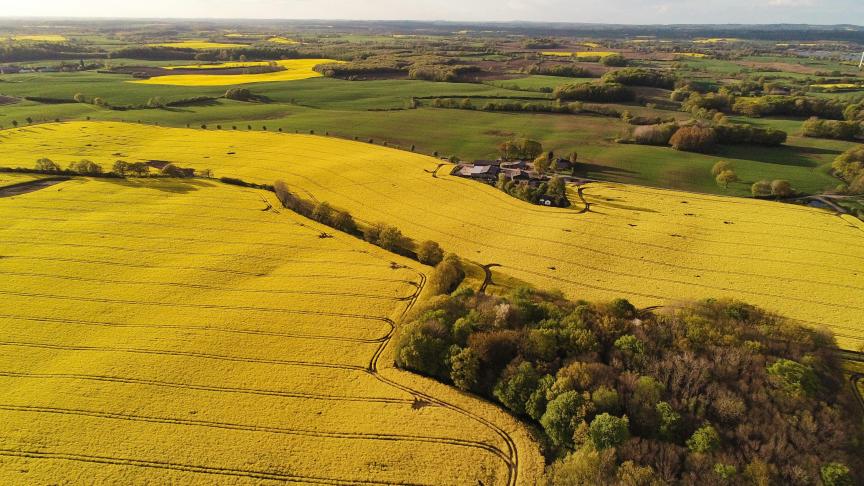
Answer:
(601, 68, 676, 89)
(554, 82, 635, 102)
(802, 117, 861, 141)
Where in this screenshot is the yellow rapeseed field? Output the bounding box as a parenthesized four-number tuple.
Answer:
(147, 41, 249, 49)
(8, 35, 67, 42)
(267, 36, 300, 44)
(1, 122, 863, 351)
(164, 61, 280, 70)
(0, 173, 47, 188)
(811, 83, 861, 90)
(541, 51, 617, 58)
(693, 38, 742, 44)
(131, 59, 341, 86)
(0, 176, 542, 484)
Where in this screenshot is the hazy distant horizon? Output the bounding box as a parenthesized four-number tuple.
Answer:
(0, 0, 861, 26)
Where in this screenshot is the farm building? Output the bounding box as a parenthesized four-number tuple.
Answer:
(452, 163, 500, 182)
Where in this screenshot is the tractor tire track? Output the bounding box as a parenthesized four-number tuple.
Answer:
(0, 371, 412, 405)
(0, 314, 389, 344)
(0, 271, 416, 302)
(0, 255, 395, 279)
(365, 269, 521, 486)
(0, 341, 366, 372)
(0, 449, 428, 486)
(0, 405, 510, 463)
(0, 290, 412, 318)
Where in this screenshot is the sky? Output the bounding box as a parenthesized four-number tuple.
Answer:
(0, 0, 860, 25)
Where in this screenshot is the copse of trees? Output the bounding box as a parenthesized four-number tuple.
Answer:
(224, 88, 254, 101)
(416, 240, 445, 266)
(669, 125, 716, 153)
(408, 63, 481, 82)
(601, 68, 676, 89)
(34, 158, 61, 172)
(526, 63, 594, 78)
(601, 54, 628, 67)
(631, 123, 679, 146)
(499, 138, 543, 160)
(832, 145, 864, 194)
(681, 92, 733, 113)
(365, 222, 413, 255)
(628, 121, 787, 149)
(733, 95, 846, 119)
(713, 123, 787, 146)
(68, 159, 103, 175)
(554, 82, 635, 102)
(496, 173, 569, 207)
(394, 284, 863, 485)
(802, 117, 862, 141)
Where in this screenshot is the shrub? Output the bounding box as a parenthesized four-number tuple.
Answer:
(34, 158, 60, 172)
(224, 87, 253, 101)
(311, 201, 334, 226)
(160, 163, 186, 177)
(416, 240, 444, 266)
(331, 210, 357, 234)
(669, 125, 716, 153)
(427, 254, 464, 295)
(751, 180, 772, 197)
(832, 145, 864, 193)
(112, 160, 129, 176)
(711, 161, 732, 176)
(715, 170, 739, 189)
(68, 159, 103, 175)
(770, 179, 794, 197)
(632, 123, 678, 146)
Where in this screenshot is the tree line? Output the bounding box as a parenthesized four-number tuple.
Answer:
(273, 180, 445, 266)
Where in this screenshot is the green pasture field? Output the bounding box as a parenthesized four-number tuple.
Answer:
(0, 61, 855, 197)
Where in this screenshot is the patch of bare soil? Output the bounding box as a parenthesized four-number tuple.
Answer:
(0, 95, 19, 105)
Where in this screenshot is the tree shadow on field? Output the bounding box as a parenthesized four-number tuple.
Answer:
(573, 162, 637, 180)
(101, 177, 218, 194)
(713, 144, 841, 168)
